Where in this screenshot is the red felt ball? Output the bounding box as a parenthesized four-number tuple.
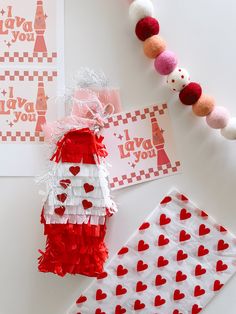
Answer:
(135, 17, 160, 41)
(179, 82, 202, 106)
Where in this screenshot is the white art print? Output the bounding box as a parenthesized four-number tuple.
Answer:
(0, 0, 64, 176)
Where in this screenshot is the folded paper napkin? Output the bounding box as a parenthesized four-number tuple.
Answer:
(68, 190, 236, 314)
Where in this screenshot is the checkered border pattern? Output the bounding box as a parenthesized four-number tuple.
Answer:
(0, 131, 44, 142)
(0, 70, 58, 81)
(0, 52, 57, 63)
(110, 161, 181, 189)
(104, 104, 168, 128)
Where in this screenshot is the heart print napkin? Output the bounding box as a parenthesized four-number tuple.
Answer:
(68, 190, 236, 314)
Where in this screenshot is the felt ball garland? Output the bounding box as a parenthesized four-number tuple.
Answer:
(179, 83, 202, 106)
(143, 35, 166, 59)
(167, 68, 190, 92)
(135, 16, 159, 41)
(128, 0, 236, 140)
(129, 0, 154, 24)
(154, 50, 178, 75)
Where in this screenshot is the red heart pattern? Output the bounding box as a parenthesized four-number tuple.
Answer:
(157, 256, 169, 268)
(213, 280, 224, 291)
(217, 239, 229, 251)
(97, 272, 107, 280)
(180, 208, 192, 220)
(137, 260, 148, 272)
(95, 309, 105, 314)
(197, 245, 209, 257)
(116, 284, 127, 296)
(72, 192, 236, 314)
(115, 305, 126, 314)
(158, 234, 169, 246)
(199, 224, 210, 236)
(69, 166, 80, 176)
(83, 183, 94, 193)
(155, 274, 167, 286)
(136, 281, 147, 292)
(59, 179, 71, 189)
(160, 196, 172, 205)
(194, 285, 205, 297)
(76, 295, 87, 304)
(179, 230, 191, 242)
(176, 270, 187, 282)
(173, 289, 185, 301)
(139, 222, 150, 230)
(159, 214, 171, 226)
(216, 260, 228, 272)
(82, 199, 93, 210)
(192, 304, 202, 314)
(117, 265, 128, 277)
(118, 247, 129, 255)
(134, 300, 145, 310)
(176, 249, 188, 261)
(56, 193, 67, 203)
(177, 193, 188, 202)
(154, 295, 166, 306)
(54, 206, 66, 216)
(138, 240, 149, 251)
(199, 210, 208, 218)
(173, 310, 182, 314)
(195, 264, 206, 276)
(96, 289, 107, 301)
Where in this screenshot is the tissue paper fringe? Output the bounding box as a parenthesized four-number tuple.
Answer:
(38, 220, 108, 277)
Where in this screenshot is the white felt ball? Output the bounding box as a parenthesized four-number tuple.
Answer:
(220, 117, 236, 140)
(166, 68, 190, 92)
(129, 0, 154, 25)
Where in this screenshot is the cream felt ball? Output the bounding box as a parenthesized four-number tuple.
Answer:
(143, 35, 166, 59)
(221, 117, 236, 140)
(129, 0, 154, 25)
(154, 50, 178, 75)
(167, 67, 190, 92)
(206, 106, 230, 129)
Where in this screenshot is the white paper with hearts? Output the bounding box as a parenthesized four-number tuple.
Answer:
(68, 190, 236, 314)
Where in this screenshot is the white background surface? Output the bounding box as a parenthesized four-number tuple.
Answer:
(1, 0, 236, 313)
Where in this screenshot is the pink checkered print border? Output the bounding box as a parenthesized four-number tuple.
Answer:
(0, 52, 58, 63)
(110, 161, 181, 189)
(0, 70, 58, 81)
(0, 131, 44, 142)
(104, 104, 168, 128)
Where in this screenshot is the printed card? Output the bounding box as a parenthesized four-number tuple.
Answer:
(102, 104, 181, 189)
(0, 0, 64, 176)
(0, 0, 62, 67)
(0, 69, 58, 143)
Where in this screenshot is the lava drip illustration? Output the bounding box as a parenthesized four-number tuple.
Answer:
(34, 0, 47, 53)
(151, 116, 170, 167)
(35, 80, 47, 132)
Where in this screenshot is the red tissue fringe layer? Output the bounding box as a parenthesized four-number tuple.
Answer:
(38, 223, 108, 277)
(50, 128, 108, 163)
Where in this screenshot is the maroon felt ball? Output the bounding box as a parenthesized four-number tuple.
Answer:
(135, 16, 160, 41)
(179, 82, 202, 106)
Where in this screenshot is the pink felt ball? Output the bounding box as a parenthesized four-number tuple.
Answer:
(206, 106, 230, 129)
(154, 50, 178, 75)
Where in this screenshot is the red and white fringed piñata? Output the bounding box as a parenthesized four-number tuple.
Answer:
(38, 81, 118, 277)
